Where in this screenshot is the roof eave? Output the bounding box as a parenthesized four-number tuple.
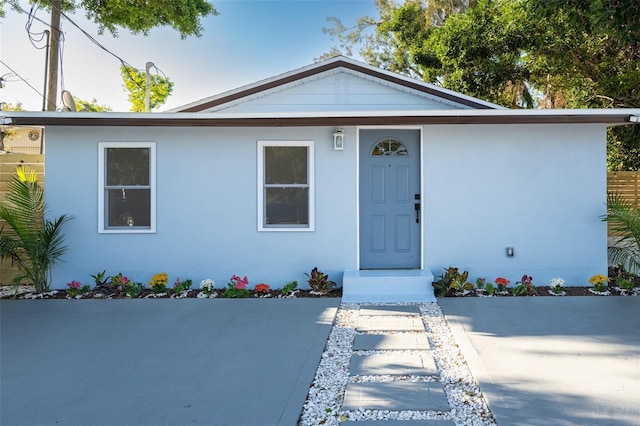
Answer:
(2, 111, 637, 127)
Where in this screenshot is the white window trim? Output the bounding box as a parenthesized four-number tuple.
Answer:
(98, 142, 156, 233)
(257, 140, 315, 232)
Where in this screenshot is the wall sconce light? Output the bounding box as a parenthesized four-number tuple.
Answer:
(506, 247, 514, 257)
(333, 128, 344, 150)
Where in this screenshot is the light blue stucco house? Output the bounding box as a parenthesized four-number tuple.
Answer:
(3, 56, 639, 301)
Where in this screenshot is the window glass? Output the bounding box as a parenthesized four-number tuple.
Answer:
(100, 143, 155, 233)
(258, 141, 314, 231)
(371, 139, 408, 156)
(265, 147, 307, 184)
(265, 187, 308, 225)
(106, 148, 150, 186)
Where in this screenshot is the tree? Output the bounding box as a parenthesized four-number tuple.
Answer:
(0, 101, 24, 111)
(326, 0, 640, 167)
(74, 97, 111, 112)
(0, 167, 71, 292)
(0, 0, 217, 111)
(120, 65, 173, 112)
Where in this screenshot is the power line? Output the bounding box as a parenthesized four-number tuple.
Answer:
(0, 59, 56, 110)
(42, 0, 144, 90)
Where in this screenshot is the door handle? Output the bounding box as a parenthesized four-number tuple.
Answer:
(414, 203, 420, 224)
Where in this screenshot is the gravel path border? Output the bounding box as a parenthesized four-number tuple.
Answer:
(299, 302, 496, 425)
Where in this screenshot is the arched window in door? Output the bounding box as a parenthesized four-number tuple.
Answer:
(371, 138, 409, 156)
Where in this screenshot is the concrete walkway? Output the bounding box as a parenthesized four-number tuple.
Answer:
(0, 299, 339, 426)
(342, 305, 452, 423)
(439, 297, 640, 426)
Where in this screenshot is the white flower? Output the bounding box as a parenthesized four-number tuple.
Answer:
(549, 278, 565, 288)
(199, 278, 215, 291)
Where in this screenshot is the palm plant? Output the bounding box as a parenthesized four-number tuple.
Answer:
(602, 193, 640, 273)
(0, 167, 71, 292)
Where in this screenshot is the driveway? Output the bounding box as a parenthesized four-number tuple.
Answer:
(439, 297, 640, 426)
(0, 299, 338, 426)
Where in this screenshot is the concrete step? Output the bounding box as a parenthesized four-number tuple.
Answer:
(342, 270, 436, 303)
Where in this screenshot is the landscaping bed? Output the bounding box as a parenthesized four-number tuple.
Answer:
(0, 284, 342, 300)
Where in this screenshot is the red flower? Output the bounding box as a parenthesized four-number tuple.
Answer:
(255, 283, 270, 293)
(495, 277, 510, 286)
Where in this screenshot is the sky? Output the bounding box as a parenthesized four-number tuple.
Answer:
(0, 0, 379, 112)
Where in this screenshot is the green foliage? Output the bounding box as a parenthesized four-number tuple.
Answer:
(0, 167, 71, 292)
(91, 270, 110, 286)
(124, 281, 143, 298)
(305, 267, 336, 294)
(120, 65, 174, 112)
(433, 266, 470, 297)
(512, 275, 537, 296)
(607, 125, 640, 171)
(74, 97, 112, 112)
(602, 193, 640, 273)
(326, 0, 640, 167)
(281, 280, 298, 296)
(1, 101, 24, 111)
(484, 282, 495, 295)
(8, 0, 218, 38)
(223, 284, 249, 298)
(173, 278, 193, 294)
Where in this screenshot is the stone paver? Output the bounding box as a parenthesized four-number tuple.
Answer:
(357, 316, 425, 332)
(350, 353, 439, 376)
(343, 382, 450, 411)
(340, 421, 456, 425)
(359, 305, 422, 316)
(353, 333, 430, 350)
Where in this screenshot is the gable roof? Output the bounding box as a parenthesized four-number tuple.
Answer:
(170, 56, 503, 113)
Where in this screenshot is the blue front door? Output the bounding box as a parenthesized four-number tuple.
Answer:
(359, 129, 421, 269)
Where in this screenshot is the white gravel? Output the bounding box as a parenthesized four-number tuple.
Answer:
(299, 302, 496, 425)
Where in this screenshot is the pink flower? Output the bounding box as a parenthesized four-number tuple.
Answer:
(67, 280, 81, 289)
(121, 276, 129, 285)
(231, 274, 249, 289)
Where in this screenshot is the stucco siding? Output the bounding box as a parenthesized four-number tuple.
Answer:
(45, 126, 358, 289)
(211, 72, 468, 113)
(423, 123, 608, 287)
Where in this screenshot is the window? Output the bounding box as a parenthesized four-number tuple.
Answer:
(371, 138, 408, 156)
(98, 142, 156, 233)
(258, 141, 314, 231)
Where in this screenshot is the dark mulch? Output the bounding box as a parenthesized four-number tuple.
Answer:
(0, 286, 343, 300)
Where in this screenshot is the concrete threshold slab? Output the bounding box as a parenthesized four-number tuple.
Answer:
(342, 382, 450, 411)
(354, 333, 430, 351)
(357, 316, 425, 332)
(359, 305, 422, 316)
(350, 353, 439, 376)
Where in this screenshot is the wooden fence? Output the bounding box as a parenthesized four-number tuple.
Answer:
(607, 171, 640, 207)
(0, 154, 45, 285)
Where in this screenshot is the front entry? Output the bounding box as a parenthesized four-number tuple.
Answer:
(359, 129, 421, 269)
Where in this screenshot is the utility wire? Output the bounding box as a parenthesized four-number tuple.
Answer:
(0, 59, 55, 110)
(43, 0, 145, 90)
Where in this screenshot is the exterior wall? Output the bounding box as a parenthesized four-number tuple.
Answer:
(44, 122, 608, 290)
(423, 123, 608, 287)
(213, 71, 467, 113)
(45, 126, 358, 289)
